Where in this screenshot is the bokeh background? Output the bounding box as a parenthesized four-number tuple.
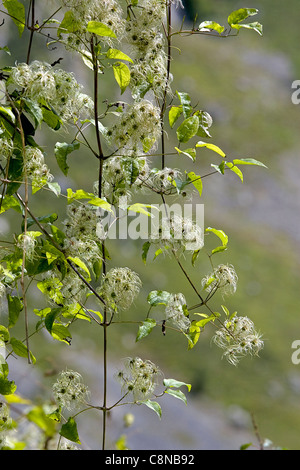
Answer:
(1, 0, 300, 449)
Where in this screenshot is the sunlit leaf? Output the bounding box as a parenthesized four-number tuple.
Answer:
(112, 62, 131, 94)
(169, 106, 182, 128)
(187, 171, 203, 197)
(232, 158, 267, 167)
(106, 48, 133, 63)
(67, 256, 91, 281)
(87, 21, 116, 38)
(176, 115, 199, 143)
(198, 21, 225, 34)
(196, 141, 226, 157)
(3, 0, 25, 36)
(136, 318, 156, 341)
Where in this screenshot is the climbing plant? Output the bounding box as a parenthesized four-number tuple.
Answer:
(0, 0, 265, 450)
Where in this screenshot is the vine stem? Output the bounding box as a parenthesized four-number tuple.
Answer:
(160, 1, 172, 169)
(90, 35, 108, 450)
(26, 0, 36, 64)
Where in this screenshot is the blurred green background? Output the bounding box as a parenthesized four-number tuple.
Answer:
(1, 0, 300, 449)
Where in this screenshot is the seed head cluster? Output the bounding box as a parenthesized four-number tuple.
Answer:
(0, 401, 12, 449)
(105, 100, 161, 154)
(202, 264, 238, 297)
(9, 61, 93, 123)
(151, 214, 204, 253)
(98, 267, 142, 312)
(63, 203, 102, 266)
(58, 0, 125, 50)
(100, 155, 149, 205)
(116, 357, 162, 401)
(165, 293, 190, 331)
(126, 0, 172, 99)
(24, 146, 53, 191)
(213, 315, 264, 366)
(52, 369, 89, 411)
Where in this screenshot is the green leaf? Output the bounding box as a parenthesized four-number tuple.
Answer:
(193, 313, 218, 327)
(136, 319, 156, 341)
(51, 324, 72, 344)
(198, 21, 225, 34)
(0, 377, 17, 395)
(232, 158, 267, 168)
(87, 21, 117, 38)
(187, 171, 203, 197)
(66, 188, 94, 203)
(236, 22, 263, 36)
(23, 98, 43, 128)
(115, 434, 128, 450)
(47, 407, 62, 423)
(60, 417, 81, 444)
(7, 295, 23, 328)
(195, 110, 213, 138)
(226, 161, 244, 182)
(87, 197, 113, 212)
(0, 325, 10, 343)
(165, 388, 187, 405)
(58, 10, 82, 35)
(205, 227, 228, 247)
(186, 321, 201, 350)
(54, 142, 80, 176)
(147, 290, 171, 307)
(176, 91, 192, 118)
(211, 161, 225, 175)
(128, 202, 155, 217)
(85, 309, 103, 323)
(25, 212, 58, 230)
(228, 8, 262, 35)
(10, 337, 36, 364)
(27, 406, 57, 436)
(176, 115, 199, 143)
(106, 48, 133, 63)
(47, 182, 61, 197)
(112, 62, 131, 94)
(67, 256, 91, 281)
(6, 154, 23, 196)
(50, 225, 66, 245)
(228, 8, 259, 26)
(42, 105, 62, 131)
(163, 378, 192, 392)
(45, 308, 62, 333)
(153, 246, 170, 260)
(37, 278, 64, 304)
(0, 46, 10, 55)
(142, 241, 151, 264)
(0, 195, 22, 215)
(3, 0, 25, 37)
(240, 442, 253, 450)
(191, 249, 200, 266)
(196, 141, 226, 157)
(175, 147, 196, 161)
(221, 304, 230, 316)
(141, 400, 162, 419)
(169, 106, 182, 128)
